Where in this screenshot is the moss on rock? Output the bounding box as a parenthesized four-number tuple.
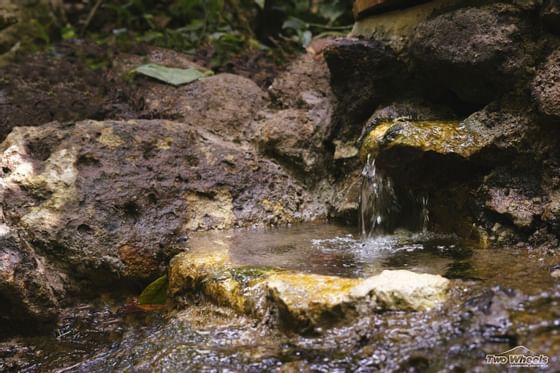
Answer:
(360, 119, 483, 160)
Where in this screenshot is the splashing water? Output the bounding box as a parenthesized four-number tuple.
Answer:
(420, 195, 429, 232)
(359, 154, 430, 237)
(359, 154, 398, 236)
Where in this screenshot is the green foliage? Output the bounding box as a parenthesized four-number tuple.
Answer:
(7, 0, 353, 68)
(61, 24, 77, 41)
(87, 0, 352, 59)
(277, 0, 353, 47)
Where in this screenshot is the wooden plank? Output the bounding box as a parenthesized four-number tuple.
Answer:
(353, 0, 432, 19)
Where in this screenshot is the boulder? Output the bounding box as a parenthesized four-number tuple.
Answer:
(130, 72, 267, 141)
(356, 107, 547, 237)
(111, 47, 267, 140)
(0, 224, 63, 334)
(265, 273, 361, 332)
(543, 192, 560, 235)
(408, 4, 536, 105)
(257, 53, 334, 177)
(532, 48, 560, 119)
(168, 247, 232, 296)
(257, 109, 329, 176)
(358, 101, 458, 143)
(268, 53, 332, 110)
(0, 118, 323, 328)
(359, 118, 488, 186)
(484, 188, 543, 230)
(360, 119, 482, 160)
(1, 119, 317, 279)
(323, 38, 406, 142)
(360, 107, 538, 174)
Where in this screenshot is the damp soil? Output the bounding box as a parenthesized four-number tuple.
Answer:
(0, 41, 289, 143)
(2, 223, 559, 372)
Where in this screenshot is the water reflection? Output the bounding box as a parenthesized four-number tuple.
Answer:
(189, 223, 473, 278)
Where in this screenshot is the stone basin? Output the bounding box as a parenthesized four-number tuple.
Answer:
(168, 225, 453, 333)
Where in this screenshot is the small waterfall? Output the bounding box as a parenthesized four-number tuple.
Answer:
(359, 154, 430, 237)
(420, 196, 429, 232)
(359, 154, 399, 236)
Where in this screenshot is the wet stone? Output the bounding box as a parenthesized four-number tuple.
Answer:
(168, 239, 450, 333)
(360, 118, 483, 161)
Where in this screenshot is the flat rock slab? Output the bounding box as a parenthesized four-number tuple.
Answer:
(351, 269, 450, 311)
(168, 247, 450, 333)
(360, 119, 483, 160)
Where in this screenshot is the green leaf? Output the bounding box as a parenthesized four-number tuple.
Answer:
(134, 63, 214, 86)
(61, 24, 77, 41)
(138, 275, 168, 305)
(282, 17, 307, 32)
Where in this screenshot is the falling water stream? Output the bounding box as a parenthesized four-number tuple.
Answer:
(360, 154, 430, 237)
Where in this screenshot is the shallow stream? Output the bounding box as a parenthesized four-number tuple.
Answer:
(2, 224, 559, 372)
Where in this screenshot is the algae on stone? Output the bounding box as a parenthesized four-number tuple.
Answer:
(168, 245, 451, 333)
(360, 119, 483, 160)
(168, 248, 232, 296)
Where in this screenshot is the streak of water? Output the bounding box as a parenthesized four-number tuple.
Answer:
(359, 154, 430, 237)
(359, 154, 398, 236)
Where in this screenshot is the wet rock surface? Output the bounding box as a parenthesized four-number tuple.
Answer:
(168, 229, 451, 334)
(2, 241, 559, 372)
(2, 0, 560, 370)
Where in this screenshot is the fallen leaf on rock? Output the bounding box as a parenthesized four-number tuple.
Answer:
(138, 275, 168, 305)
(134, 63, 213, 86)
